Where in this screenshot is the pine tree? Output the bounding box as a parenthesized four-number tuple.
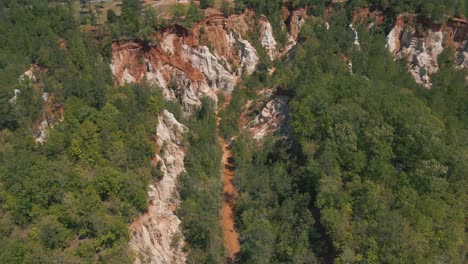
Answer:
(121, 0, 142, 34)
(200, 0, 214, 9)
(221, 0, 234, 15)
(186, 1, 203, 26)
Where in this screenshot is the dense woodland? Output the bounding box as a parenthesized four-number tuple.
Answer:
(226, 3, 467, 264)
(0, 1, 165, 262)
(0, 0, 467, 263)
(178, 99, 225, 264)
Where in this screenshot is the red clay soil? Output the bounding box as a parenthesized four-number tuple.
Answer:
(219, 137, 240, 260)
(216, 95, 240, 260)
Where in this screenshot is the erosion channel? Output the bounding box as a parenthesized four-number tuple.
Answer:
(217, 97, 240, 261)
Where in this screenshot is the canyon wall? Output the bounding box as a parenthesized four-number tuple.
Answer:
(129, 110, 187, 264)
(386, 15, 468, 87)
(111, 13, 259, 111)
(344, 7, 466, 88)
(116, 10, 304, 263)
(111, 10, 304, 110)
(243, 88, 290, 140)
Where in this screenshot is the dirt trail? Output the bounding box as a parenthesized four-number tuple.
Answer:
(216, 95, 240, 260)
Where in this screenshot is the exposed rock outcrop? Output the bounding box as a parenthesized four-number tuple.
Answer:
(282, 8, 306, 56)
(35, 93, 64, 143)
(349, 24, 360, 47)
(182, 45, 237, 93)
(14, 65, 63, 143)
(259, 17, 279, 60)
(259, 8, 306, 60)
(114, 10, 305, 263)
(129, 110, 187, 264)
(386, 15, 468, 87)
(22, 66, 37, 83)
(238, 36, 259, 75)
(243, 89, 290, 140)
(111, 11, 304, 110)
(111, 14, 262, 110)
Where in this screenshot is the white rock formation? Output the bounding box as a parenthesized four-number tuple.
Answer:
(347, 59, 354, 75)
(349, 24, 360, 47)
(35, 118, 49, 144)
(41, 92, 49, 102)
(260, 18, 279, 60)
(9, 89, 20, 104)
(123, 68, 137, 84)
(259, 12, 305, 60)
(281, 11, 305, 56)
(111, 13, 303, 110)
(238, 36, 259, 76)
(386, 21, 444, 88)
(22, 66, 37, 83)
(130, 110, 187, 264)
(245, 91, 289, 140)
(161, 34, 176, 54)
(385, 24, 403, 54)
(182, 45, 237, 93)
(386, 15, 468, 88)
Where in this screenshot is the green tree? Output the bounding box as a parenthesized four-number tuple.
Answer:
(172, 3, 186, 19)
(121, 0, 142, 34)
(186, 1, 203, 26)
(221, 0, 234, 15)
(200, 0, 214, 9)
(93, 168, 124, 200)
(107, 9, 117, 23)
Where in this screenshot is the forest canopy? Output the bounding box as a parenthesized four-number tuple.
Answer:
(0, 0, 466, 263)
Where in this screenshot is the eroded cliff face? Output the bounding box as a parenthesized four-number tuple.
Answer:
(15, 65, 64, 143)
(118, 11, 305, 263)
(111, 11, 304, 110)
(242, 88, 290, 140)
(111, 14, 258, 110)
(35, 92, 64, 143)
(129, 110, 187, 264)
(260, 8, 306, 60)
(386, 15, 468, 87)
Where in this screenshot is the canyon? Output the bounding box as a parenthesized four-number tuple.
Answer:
(109, 7, 467, 264)
(113, 9, 305, 263)
(15, 8, 466, 262)
(2, 1, 466, 263)
(217, 97, 241, 260)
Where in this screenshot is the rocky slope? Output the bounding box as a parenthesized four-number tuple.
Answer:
(260, 8, 306, 60)
(111, 10, 304, 110)
(243, 88, 290, 140)
(339, 7, 466, 87)
(111, 15, 256, 111)
(386, 15, 468, 87)
(129, 110, 187, 264)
